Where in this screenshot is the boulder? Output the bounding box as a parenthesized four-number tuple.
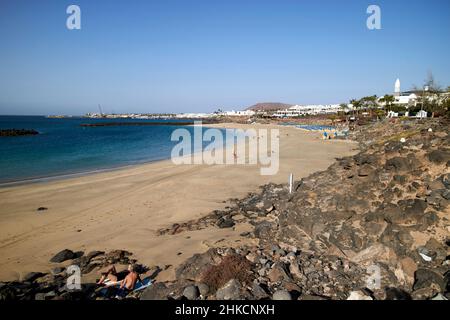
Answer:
(251, 282, 269, 299)
(51, 267, 65, 275)
(215, 279, 241, 300)
(347, 290, 373, 300)
(50, 249, 75, 263)
(385, 157, 411, 172)
(182, 285, 200, 300)
(428, 150, 450, 164)
(0, 286, 16, 301)
(384, 287, 412, 300)
(216, 217, 235, 229)
(22, 272, 46, 283)
(357, 164, 374, 177)
(141, 282, 170, 300)
(253, 221, 273, 239)
(196, 283, 210, 297)
(413, 268, 446, 292)
(272, 289, 292, 300)
(175, 249, 221, 281)
(267, 262, 291, 283)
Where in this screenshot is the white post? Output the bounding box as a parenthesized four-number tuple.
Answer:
(289, 173, 293, 194)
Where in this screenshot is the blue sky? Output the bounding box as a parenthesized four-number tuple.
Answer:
(0, 0, 449, 115)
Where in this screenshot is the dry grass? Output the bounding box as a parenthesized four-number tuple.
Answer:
(201, 255, 254, 291)
(376, 129, 420, 146)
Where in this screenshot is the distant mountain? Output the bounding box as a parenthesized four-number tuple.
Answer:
(245, 102, 293, 111)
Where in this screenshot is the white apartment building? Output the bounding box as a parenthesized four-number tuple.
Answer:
(273, 104, 343, 117)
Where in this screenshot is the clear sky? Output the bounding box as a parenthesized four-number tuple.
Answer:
(0, 0, 449, 115)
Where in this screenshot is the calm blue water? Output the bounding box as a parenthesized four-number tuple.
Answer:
(281, 123, 335, 131)
(0, 116, 224, 184)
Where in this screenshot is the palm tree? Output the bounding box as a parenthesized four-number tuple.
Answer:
(350, 99, 360, 116)
(379, 95, 395, 113)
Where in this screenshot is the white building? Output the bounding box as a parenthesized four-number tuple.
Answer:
(273, 104, 343, 117)
(379, 79, 419, 107)
(416, 110, 428, 118)
(220, 110, 255, 116)
(394, 93, 419, 106)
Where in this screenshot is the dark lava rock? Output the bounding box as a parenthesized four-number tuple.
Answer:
(0, 129, 39, 137)
(51, 267, 65, 275)
(428, 150, 450, 164)
(442, 174, 450, 189)
(182, 285, 200, 300)
(215, 279, 241, 300)
(196, 283, 210, 297)
(385, 157, 412, 172)
(253, 221, 273, 239)
(0, 286, 17, 301)
(22, 272, 46, 283)
(413, 268, 446, 292)
(216, 217, 235, 229)
(50, 249, 76, 263)
(267, 262, 292, 283)
(354, 154, 378, 166)
(385, 287, 412, 300)
(141, 282, 171, 300)
(85, 250, 104, 261)
(175, 249, 221, 281)
(357, 164, 374, 177)
(251, 282, 269, 299)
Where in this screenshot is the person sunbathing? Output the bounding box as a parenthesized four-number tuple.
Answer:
(97, 265, 118, 285)
(119, 264, 141, 290)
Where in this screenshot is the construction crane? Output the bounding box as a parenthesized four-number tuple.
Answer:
(98, 104, 104, 117)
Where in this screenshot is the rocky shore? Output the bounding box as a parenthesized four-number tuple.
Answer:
(1, 118, 449, 300)
(0, 129, 39, 137)
(150, 118, 449, 300)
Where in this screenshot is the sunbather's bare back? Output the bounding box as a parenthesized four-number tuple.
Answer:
(122, 271, 139, 290)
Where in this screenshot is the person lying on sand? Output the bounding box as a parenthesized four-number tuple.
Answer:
(119, 264, 141, 291)
(97, 264, 142, 298)
(97, 263, 140, 287)
(97, 265, 118, 285)
(113, 264, 141, 299)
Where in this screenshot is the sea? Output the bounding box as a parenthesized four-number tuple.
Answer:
(0, 116, 227, 185)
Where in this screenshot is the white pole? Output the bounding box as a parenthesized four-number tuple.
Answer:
(289, 173, 293, 194)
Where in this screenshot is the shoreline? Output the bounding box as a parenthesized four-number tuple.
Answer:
(0, 123, 358, 282)
(0, 123, 234, 187)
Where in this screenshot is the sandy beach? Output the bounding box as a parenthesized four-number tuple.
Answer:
(0, 123, 357, 282)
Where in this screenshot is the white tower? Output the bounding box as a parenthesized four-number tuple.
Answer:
(394, 78, 401, 96)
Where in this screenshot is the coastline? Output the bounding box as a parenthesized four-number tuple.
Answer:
(0, 122, 237, 187)
(0, 122, 358, 282)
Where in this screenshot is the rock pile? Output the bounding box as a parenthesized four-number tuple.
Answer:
(0, 249, 157, 300)
(146, 118, 449, 300)
(0, 129, 39, 137)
